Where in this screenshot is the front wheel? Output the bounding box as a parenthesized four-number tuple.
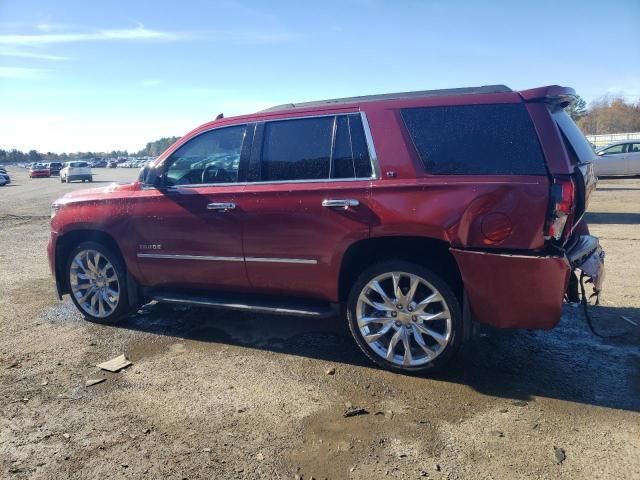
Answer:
(66, 241, 133, 323)
(346, 260, 463, 374)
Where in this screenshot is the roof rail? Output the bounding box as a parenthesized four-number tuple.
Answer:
(261, 85, 512, 112)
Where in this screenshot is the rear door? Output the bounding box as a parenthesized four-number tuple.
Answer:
(239, 113, 376, 301)
(629, 143, 640, 175)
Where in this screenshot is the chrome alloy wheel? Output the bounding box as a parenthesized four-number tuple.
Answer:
(356, 271, 452, 368)
(70, 249, 120, 318)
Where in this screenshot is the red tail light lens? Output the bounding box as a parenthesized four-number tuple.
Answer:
(547, 179, 575, 241)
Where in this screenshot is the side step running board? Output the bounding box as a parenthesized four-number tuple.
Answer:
(149, 290, 337, 318)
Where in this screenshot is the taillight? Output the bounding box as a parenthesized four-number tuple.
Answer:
(546, 178, 575, 242)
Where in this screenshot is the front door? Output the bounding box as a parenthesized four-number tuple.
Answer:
(239, 113, 377, 302)
(596, 143, 628, 175)
(130, 124, 251, 291)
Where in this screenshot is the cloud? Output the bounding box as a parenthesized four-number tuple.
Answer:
(0, 66, 45, 79)
(0, 26, 185, 46)
(0, 48, 67, 61)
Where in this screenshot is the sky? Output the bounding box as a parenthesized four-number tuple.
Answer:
(0, 0, 639, 153)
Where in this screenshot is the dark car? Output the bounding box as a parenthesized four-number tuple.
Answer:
(48, 84, 604, 373)
(49, 162, 63, 176)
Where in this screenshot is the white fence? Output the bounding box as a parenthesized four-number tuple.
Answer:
(586, 132, 640, 147)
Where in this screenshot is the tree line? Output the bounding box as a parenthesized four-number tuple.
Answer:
(0, 136, 179, 164)
(568, 95, 640, 134)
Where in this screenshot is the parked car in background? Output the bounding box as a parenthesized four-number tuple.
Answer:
(91, 160, 108, 168)
(48, 84, 604, 374)
(60, 161, 92, 183)
(107, 160, 118, 168)
(49, 162, 63, 176)
(29, 164, 51, 178)
(594, 141, 640, 176)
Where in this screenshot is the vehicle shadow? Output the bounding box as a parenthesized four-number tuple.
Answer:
(107, 301, 640, 412)
(583, 212, 640, 224)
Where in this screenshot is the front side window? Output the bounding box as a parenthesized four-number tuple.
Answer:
(166, 125, 246, 186)
(601, 144, 626, 155)
(401, 103, 547, 175)
(260, 114, 373, 182)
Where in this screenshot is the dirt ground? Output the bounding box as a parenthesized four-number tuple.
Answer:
(1, 166, 638, 480)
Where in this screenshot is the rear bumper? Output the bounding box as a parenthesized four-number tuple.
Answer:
(451, 235, 604, 330)
(452, 249, 570, 329)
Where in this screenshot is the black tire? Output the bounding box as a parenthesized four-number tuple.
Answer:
(60, 177, 65, 183)
(66, 241, 133, 324)
(346, 260, 463, 374)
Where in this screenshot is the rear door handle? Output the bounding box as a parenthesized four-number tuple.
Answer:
(322, 199, 359, 209)
(207, 202, 236, 211)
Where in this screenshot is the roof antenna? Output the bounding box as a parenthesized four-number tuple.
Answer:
(215, 113, 224, 120)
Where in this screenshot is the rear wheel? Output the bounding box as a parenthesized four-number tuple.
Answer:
(66, 241, 133, 323)
(346, 260, 463, 374)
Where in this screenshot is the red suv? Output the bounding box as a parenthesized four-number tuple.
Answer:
(48, 85, 604, 373)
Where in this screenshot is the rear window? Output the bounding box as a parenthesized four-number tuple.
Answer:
(70, 161, 89, 168)
(401, 103, 547, 175)
(551, 110, 595, 164)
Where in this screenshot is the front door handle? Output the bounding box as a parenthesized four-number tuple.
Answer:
(207, 202, 236, 211)
(322, 199, 359, 209)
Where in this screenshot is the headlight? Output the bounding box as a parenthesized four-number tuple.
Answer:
(51, 203, 62, 219)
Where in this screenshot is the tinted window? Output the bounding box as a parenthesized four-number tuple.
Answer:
(551, 110, 595, 164)
(401, 104, 546, 175)
(261, 117, 333, 181)
(349, 114, 373, 178)
(166, 125, 246, 185)
(260, 114, 372, 182)
(630, 143, 640, 153)
(333, 116, 356, 179)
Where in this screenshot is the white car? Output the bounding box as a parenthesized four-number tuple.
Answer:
(594, 141, 640, 176)
(60, 161, 93, 183)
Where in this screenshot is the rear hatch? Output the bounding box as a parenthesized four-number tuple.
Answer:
(549, 107, 597, 223)
(520, 86, 597, 245)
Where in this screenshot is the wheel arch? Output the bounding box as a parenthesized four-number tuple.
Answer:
(55, 229, 125, 296)
(337, 236, 463, 303)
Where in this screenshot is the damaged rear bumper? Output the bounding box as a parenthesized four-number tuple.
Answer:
(565, 235, 605, 296)
(451, 235, 605, 330)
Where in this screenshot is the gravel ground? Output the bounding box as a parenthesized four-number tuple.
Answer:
(1, 166, 638, 480)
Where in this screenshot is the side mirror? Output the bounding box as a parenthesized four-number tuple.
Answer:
(139, 165, 165, 189)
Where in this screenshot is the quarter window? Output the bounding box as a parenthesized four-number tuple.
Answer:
(401, 104, 547, 175)
(166, 125, 246, 185)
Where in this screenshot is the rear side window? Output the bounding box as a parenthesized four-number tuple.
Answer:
(260, 114, 372, 181)
(401, 104, 546, 175)
(551, 110, 595, 164)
